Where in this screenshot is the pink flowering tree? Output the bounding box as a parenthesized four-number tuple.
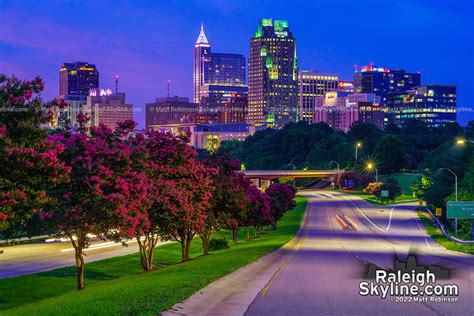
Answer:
(0, 75, 69, 233)
(244, 185, 273, 239)
(46, 123, 132, 290)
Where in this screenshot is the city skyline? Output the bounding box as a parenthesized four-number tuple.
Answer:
(1, 0, 473, 129)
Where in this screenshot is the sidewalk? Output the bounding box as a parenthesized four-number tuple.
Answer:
(162, 202, 312, 316)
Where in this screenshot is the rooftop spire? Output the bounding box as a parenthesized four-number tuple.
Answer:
(196, 23, 209, 45)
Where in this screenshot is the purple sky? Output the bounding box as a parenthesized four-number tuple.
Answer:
(1, 0, 473, 129)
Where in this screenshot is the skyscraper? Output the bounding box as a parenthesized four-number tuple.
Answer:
(298, 70, 339, 123)
(353, 64, 420, 105)
(59, 61, 99, 96)
(387, 85, 456, 127)
(193, 24, 247, 106)
(248, 19, 298, 128)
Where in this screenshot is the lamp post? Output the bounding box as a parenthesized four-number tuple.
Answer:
(367, 162, 379, 202)
(289, 162, 296, 186)
(330, 161, 340, 189)
(455, 138, 474, 239)
(355, 142, 362, 163)
(439, 167, 458, 234)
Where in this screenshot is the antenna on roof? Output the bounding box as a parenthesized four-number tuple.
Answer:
(115, 74, 119, 94)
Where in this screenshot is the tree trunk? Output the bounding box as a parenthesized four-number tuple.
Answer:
(246, 227, 251, 240)
(200, 232, 210, 255)
(232, 228, 238, 244)
(137, 234, 157, 271)
(254, 226, 257, 238)
(181, 236, 193, 262)
(69, 232, 85, 291)
(75, 246, 85, 290)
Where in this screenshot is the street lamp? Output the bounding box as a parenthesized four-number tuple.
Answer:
(439, 167, 458, 234)
(355, 142, 362, 162)
(367, 162, 378, 184)
(456, 139, 474, 145)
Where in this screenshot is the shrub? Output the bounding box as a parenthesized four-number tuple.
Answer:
(208, 237, 229, 251)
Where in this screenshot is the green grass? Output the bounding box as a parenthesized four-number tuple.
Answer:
(0, 196, 307, 315)
(417, 211, 474, 255)
(380, 173, 419, 195)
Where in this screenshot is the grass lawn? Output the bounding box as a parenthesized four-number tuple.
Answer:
(417, 211, 474, 255)
(380, 173, 419, 195)
(0, 196, 307, 315)
(338, 190, 418, 205)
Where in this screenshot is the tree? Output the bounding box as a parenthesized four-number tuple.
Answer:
(336, 171, 360, 189)
(244, 185, 273, 239)
(373, 135, 405, 174)
(45, 123, 129, 290)
(0, 75, 69, 233)
(265, 183, 296, 226)
(201, 154, 241, 255)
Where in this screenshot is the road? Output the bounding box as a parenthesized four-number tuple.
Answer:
(0, 238, 144, 278)
(246, 190, 474, 315)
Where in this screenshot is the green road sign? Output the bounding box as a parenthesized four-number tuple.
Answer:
(381, 190, 389, 198)
(447, 201, 474, 219)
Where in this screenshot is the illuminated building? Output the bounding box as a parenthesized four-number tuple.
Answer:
(87, 91, 133, 130)
(298, 70, 339, 123)
(387, 85, 456, 127)
(193, 24, 247, 106)
(219, 94, 248, 123)
(337, 81, 355, 93)
(353, 64, 420, 105)
(59, 62, 99, 96)
(148, 122, 263, 150)
(248, 18, 298, 128)
(146, 96, 198, 129)
(314, 92, 385, 132)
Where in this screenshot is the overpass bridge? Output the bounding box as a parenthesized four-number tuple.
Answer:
(243, 170, 339, 190)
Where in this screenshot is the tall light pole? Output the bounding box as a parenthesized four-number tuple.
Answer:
(439, 167, 458, 234)
(289, 162, 296, 186)
(367, 162, 379, 202)
(330, 161, 340, 189)
(455, 138, 473, 239)
(355, 142, 362, 162)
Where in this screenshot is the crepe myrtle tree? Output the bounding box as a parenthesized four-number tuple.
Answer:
(200, 153, 241, 255)
(45, 122, 132, 290)
(245, 184, 273, 239)
(265, 182, 296, 228)
(0, 74, 69, 234)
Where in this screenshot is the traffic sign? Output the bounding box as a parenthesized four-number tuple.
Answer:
(381, 190, 389, 198)
(435, 208, 442, 216)
(447, 201, 474, 219)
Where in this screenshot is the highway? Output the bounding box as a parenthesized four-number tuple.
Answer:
(0, 238, 144, 278)
(246, 190, 474, 315)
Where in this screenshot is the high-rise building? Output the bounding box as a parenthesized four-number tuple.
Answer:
(387, 85, 456, 127)
(314, 92, 385, 131)
(353, 64, 420, 105)
(298, 70, 339, 123)
(59, 62, 99, 96)
(146, 96, 198, 129)
(193, 25, 247, 106)
(248, 19, 298, 128)
(87, 90, 133, 130)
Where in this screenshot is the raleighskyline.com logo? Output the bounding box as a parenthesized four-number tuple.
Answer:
(359, 256, 459, 303)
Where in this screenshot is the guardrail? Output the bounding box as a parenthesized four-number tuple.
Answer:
(0, 234, 50, 246)
(423, 208, 474, 245)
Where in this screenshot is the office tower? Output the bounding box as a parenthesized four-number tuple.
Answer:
(146, 96, 198, 129)
(87, 90, 133, 130)
(59, 62, 99, 96)
(218, 93, 248, 123)
(387, 85, 456, 127)
(313, 92, 385, 132)
(193, 24, 247, 106)
(248, 19, 298, 128)
(353, 64, 420, 105)
(298, 70, 339, 123)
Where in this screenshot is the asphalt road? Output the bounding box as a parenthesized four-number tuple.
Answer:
(0, 238, 143, 278)
(246, 190, 474, 316)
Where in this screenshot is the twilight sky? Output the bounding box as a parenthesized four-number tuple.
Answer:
(1, 0, 473, 129)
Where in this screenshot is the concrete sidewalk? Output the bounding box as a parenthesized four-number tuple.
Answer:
(162, 201, 312, 316)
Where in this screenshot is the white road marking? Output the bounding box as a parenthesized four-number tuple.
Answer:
(345, 197, 395, 233)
